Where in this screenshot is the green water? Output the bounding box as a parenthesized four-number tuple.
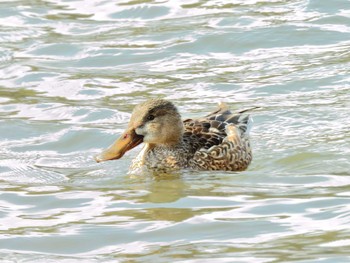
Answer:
(0, 0, 349, 262)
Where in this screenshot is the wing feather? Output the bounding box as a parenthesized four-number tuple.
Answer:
(183, 103, 257, 152)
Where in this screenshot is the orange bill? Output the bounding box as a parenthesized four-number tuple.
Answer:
(95, 129, 143, 162)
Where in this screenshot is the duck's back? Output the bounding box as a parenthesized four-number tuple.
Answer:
(183, 103, 254, 171)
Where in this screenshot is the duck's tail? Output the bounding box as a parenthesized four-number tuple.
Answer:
(206, 103, 259, 135)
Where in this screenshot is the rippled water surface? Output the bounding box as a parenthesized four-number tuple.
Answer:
(1, 0, 350, 262)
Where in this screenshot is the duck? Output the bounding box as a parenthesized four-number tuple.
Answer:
(95, 99, 255, 173)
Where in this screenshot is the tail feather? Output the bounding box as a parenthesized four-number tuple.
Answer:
(238, 106, 261, 114)
(225, 114, 240, 124)
(202, 103, 259, 136)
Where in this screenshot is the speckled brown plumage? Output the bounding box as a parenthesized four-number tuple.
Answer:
(95, 99, 255, 173)
(128, 100, 254, 173)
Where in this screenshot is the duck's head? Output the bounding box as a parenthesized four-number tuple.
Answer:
(95, 99, 183, 162)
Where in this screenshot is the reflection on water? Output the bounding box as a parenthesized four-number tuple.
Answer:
(0, 0, 350, 262)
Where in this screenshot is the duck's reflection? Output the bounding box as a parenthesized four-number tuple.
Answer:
(129, 172, 187, 203)
(113, 172, 195, 222)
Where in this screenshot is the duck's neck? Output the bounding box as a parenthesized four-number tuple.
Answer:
(157, 120, 184, 146)
(148, 137, 185, 152)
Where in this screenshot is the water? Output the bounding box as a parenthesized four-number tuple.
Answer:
(0, 0, 349, 262)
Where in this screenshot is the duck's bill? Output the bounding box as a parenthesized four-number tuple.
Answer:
(95, 130, 143, 162)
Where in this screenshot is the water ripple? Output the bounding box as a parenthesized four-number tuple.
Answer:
(1, 0, 350, 262)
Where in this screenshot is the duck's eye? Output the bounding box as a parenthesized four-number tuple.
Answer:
(147, 114, 155, 121)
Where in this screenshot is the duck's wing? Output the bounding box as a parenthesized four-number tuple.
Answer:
(183, 103, 255, 151)
(184, 103, 259, 171)
(203, 102, 257, 135)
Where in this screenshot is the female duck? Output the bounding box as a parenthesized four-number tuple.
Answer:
(95, 99, 254, 172)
